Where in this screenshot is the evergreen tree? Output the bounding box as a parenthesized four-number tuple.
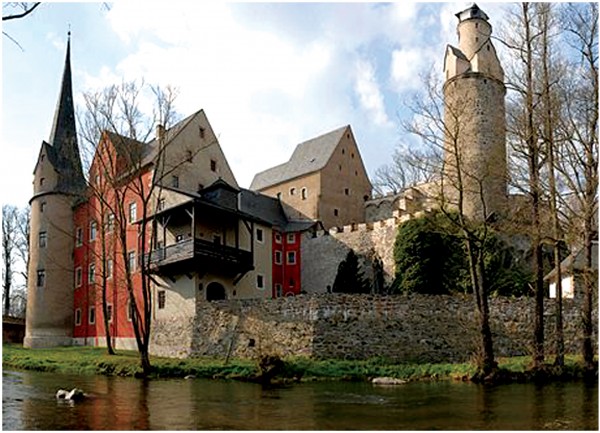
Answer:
(332, 250, 370, 294)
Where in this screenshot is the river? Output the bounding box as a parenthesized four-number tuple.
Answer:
(2, 369, 597, 430)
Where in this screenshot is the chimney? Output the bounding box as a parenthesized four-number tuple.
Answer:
(156, 124, 165, 142)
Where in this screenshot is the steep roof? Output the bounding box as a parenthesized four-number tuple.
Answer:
(250, 125, 350, 190)
(44, 32, 85, 194)
(544, 241, 599, 281)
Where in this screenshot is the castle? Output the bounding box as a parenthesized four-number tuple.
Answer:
(24, 4, 508, 351)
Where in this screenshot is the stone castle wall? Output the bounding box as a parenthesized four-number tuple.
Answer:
(302, 216, 415, 293)
(182, 294, 596, 362)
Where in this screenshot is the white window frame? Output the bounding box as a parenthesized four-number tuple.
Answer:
(287, 251, 296, 265)
(75, 267, 82, 288)
(88, 263, 96, 284)
(107, 259, 113, 280)
(89, 221, 97, 241)
(287, 233, 296, 244)
(274, 232, 282, 244)
(129, 202, 137, 224)
(75, 227, 83, 246)
(106, 304, 113, 323)
(274, 250, 282, 265)
(128, 251, 136, 272)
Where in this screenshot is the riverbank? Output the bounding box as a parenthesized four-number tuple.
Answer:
(1, 344, 594, 383)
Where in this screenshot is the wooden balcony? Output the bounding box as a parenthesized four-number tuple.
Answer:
(145, 238, 253, 275)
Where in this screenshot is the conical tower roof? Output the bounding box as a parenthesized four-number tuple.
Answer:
(47, 31, 85, 193)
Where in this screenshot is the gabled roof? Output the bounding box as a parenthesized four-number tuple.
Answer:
(447, 45, 469, 62)
(544, 241, 599, 281)
(250, 125, 350, 190)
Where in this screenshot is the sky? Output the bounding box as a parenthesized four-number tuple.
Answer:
(1, 1, 508, 208)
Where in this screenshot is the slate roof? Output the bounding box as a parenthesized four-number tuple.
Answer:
(250, 125, 350, 190)
(43, 33, 85, 194)
(544, 241, 599, 281)
(154, 181, 316, 233)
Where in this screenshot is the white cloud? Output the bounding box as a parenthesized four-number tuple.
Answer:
(354, 59, 391, 127)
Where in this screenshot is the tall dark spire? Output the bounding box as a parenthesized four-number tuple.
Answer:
(48, 31, 85, 192)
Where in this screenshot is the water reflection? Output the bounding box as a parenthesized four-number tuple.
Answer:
(3, 370, 598, 430)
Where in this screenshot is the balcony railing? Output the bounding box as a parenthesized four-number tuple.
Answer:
(145, 238, 252, 274)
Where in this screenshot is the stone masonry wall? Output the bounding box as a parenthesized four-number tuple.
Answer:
(301, 217, 403, 293)
(187, 293, 596, 363)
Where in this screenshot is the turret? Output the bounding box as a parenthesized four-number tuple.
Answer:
(24, 33, 85, 348)
(442, 4, 507, 221)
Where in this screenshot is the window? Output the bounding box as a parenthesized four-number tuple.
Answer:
(342, 148, 345, 155)
(89, 221, 97, 241)
(172, 175, 179, 188)
(158, 290, 166, 309)
(289, 187, 296, 196)
(176, 234, 184, 242)
(127, 301, 133, 321)
(75, 227, 83, 247)
(40, 177, 45, 186)
(197, 183, 204, 192)
(275, 284, 283, 298)
(256, 274, 264, 289)
(89, 306, 96, 325)
(88, 263, 96, 284)
(301, 188, 307, 200)
(107, 304, 113, 323)
(256, 228, 264, 243)
(157, 198, 166, 211)
(128, 251, 136, 272)
(129, 202, 137, 223)
(186, 150, 193, 162)
(274, 232, 282, 244)
(338, 164, 342, 171)
(334, 209, 339, 217)
(344, 188, 350, 196)
(107, 259, 113, 279)
(105, 213, 114, 232)
(274, 250, 282, 265)
(75, 267, 82, 288)
(287, 233, 295, 244)
(41, 202, 47, 213)
(39, 231, 47, 248)
(75, 309, 82, 326)
(210, 159, 217, 172)
(287, 251, 296, 265)
(199, 127, 206, 139)
(36, 269, 45, 287)
(351, 152, 355, 159)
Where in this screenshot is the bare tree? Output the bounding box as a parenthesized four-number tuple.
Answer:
(502, 2, 548, 370)
(402, 71, 497, 377)
(372, 145, 438, 197)
(2, 2, 41, 21)
(3, 205, 18, 316)
(556, 2, 598, 375)
(79, 81, 201, 375)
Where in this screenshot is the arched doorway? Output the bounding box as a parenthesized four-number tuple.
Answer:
(206, 282, 226, 301)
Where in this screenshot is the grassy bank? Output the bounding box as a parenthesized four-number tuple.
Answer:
(1, 344, 593, 383)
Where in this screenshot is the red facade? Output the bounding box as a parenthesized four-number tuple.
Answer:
(271, 231, 301, 298)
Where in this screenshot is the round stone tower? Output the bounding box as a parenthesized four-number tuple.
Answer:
(24, 33, 85, 348)
(442, 3, 507, 221)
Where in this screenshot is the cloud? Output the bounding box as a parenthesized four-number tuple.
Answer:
(354, 59, 391, 127)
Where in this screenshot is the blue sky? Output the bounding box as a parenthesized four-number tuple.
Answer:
(1, 1, 507, 207)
